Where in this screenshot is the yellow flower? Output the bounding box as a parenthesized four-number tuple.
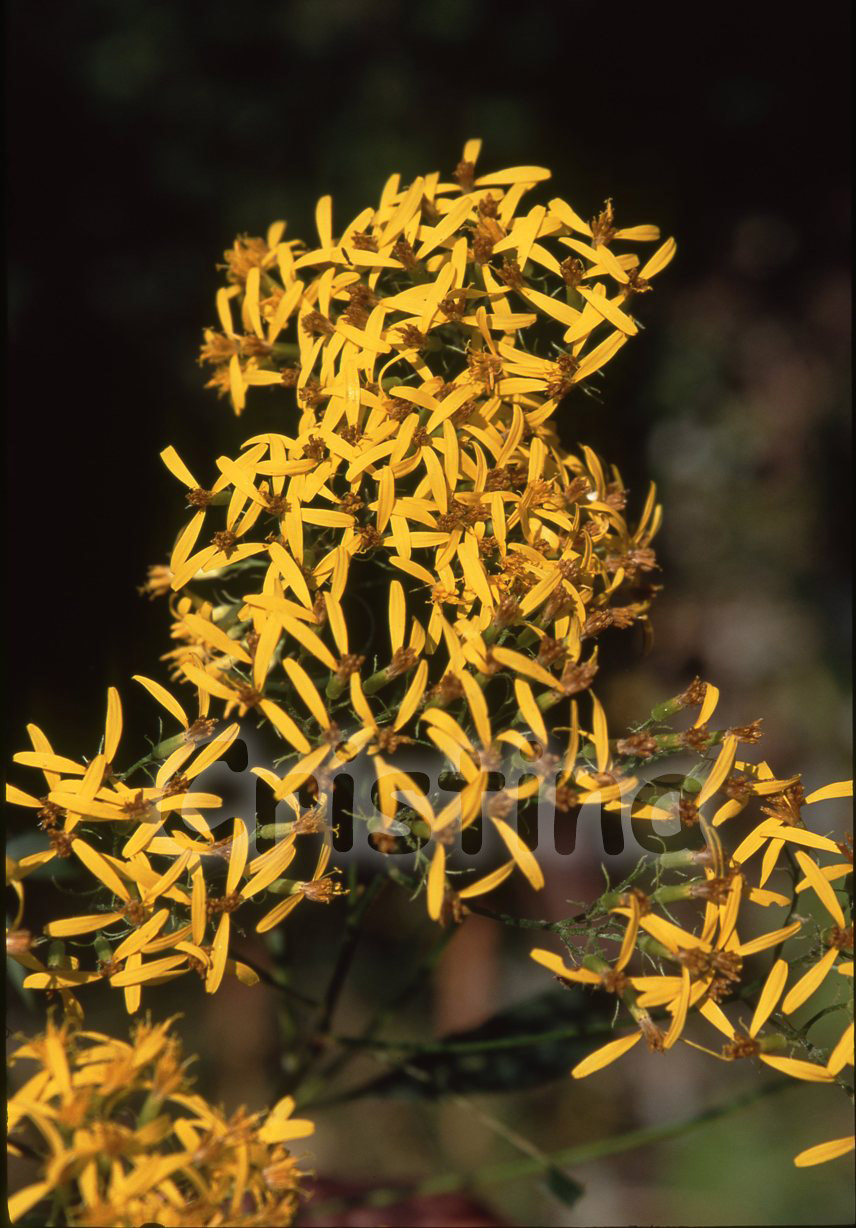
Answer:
(7, 1017, 311, 1226)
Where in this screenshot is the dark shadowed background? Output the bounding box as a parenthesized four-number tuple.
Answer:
(5, 3, 852, 1225)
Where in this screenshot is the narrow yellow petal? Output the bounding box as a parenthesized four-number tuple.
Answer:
(827, 1021, 854, 1075)
(749, 959, 788, 1036)
(793, 849, 846, 927)
(804, 780, 852, 805)
(457, 860, 516, 900)
(426, 843, 446, 921)
(781, 947, 839, 1014)
(590, 692, 609, 773)
(759, 1055, 835, 1082)
(696, 735, 738, 807)
(736, 920, 802, 957)
(133, 674, 189, 729)
(491, 818, 544, 890)
(226, 819, 249, 895)
(794, 1135, 855, 1167)
(104, 688, 122, 762)
(71, 839, 131, 902)
(572, 1032, 641, 1079)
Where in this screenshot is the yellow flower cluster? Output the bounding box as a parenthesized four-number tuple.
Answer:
(5, 142, 853, 1210)
(529, 734, 853, 1167)
(160, 139, 670, 908)
(7, 1017, 312, 1226)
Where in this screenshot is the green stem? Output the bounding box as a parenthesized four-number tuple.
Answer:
(305, 1078, 792, 1215)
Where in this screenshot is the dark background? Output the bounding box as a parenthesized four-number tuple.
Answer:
(5, 4, 853, 1224)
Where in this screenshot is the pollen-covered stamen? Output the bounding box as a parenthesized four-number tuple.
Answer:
(301, 435, 328, 462)
(559, 659, 599, 697)
(559, 255, 585, 287)
(600, 969, 630, 995)
(497, 257, 524, 289)
(123, 900, 150, 926)
(724, 775, 754, 803)
(221, 234, 270, 284)
(397, 324, 427, 351)
(677, 677, 707, 709)
(336, 422, 361, 446)
(827, 924, 853, 952)
(392, 236, 419, 271)
(674, 798, 701, 826)
(342, 283, 377, 327)
(637, 1010, 666, 1052)
(302, 873, 346, 904)
(350, 231, 378, 252)
(339, 492, 365, 514)
(211, 530, 238, 558)
(485, 463, 528, 491)
(589, 200, 617, 246)
(624, 267, 652, 296)
(435, 498, 489, 533)
(546, 353, 579, 400)
(280, 365, 299, 387)
(429, 673, 465, 704)
(301, 311, 335, 338)
(235, 683, 263, 708)
(681, 725, 712, 753)
(582, 610, 614, 638)
(439, 289, 468, 321)
(37, 799, 64, 830)
(97, 957, 122, 978)
(263, 493, 291, 517)
(722, 1029, 761, 1061)
(472, 223, 496, 263)
(374, 728, 413, 754)
(335, 653, 365, 682)
(187, 488, 214, 508)
(184, 718, 218, 745)
(239, 334, 274, 359)
(605, 547, 658, 579)
(554, 783, 583, 813)
(604, 482, 629, 511)
(761, 781, 805, 825)
(491, 595, 522, 630)
(357, 525, 383, 551)
(205, 891, 242, 918)
(453, 159, 476, 191)
(47, 831, 73, 860)
(199, 330, 240, 365)
(387, 647, 418, 680)
(294, 807, 328, 835)
(688, 874, 734, 904)
(616, 733, 658, 759)
(467, 349, 503, 388)
(487, 793, 515, 821)
(121, 790, 155, 821)
(384, 396, 415, 422)
(728, 720, 764, 744)
(161, 773, 191, 799)
(138, 564, 174, 599)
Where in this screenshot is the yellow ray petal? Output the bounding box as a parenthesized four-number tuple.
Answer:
(793, 849, 846, 927)
(491, 818, 544, 890)
(749, 959, 788, 1036)
(572, 1032, 641, 1079)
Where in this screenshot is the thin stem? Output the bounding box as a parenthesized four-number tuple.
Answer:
(304, 1078, 792, 1216)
